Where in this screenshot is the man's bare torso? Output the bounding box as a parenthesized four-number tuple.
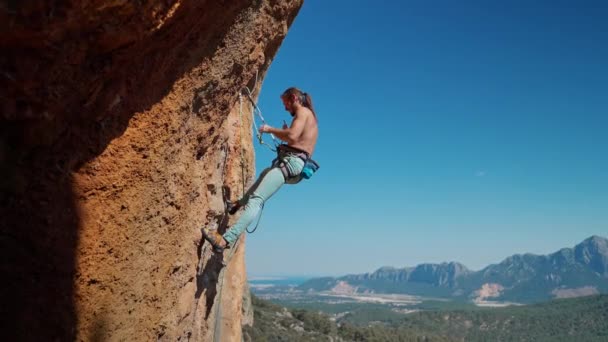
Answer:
(289, 107, 318, 156)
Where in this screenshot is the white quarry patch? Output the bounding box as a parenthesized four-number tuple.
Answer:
(330, 280, 358, 294)
(551, 286, 599, 299)
(473, 283, 504, 301)
(472, 283, 522, 307)
(474, 301, 523, 307)
(320, 291, 422, 305)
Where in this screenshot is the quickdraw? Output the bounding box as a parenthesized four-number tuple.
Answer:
(240, 86, 280, 152)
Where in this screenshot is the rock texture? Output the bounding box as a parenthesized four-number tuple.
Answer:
(0, 0, 303, 340)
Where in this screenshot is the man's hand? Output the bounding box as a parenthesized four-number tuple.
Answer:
(259, 124, 272, 134)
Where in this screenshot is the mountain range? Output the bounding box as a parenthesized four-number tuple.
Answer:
(298, 235, 608, 303)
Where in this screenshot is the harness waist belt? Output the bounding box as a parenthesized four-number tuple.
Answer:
(277, 144, 310, 160)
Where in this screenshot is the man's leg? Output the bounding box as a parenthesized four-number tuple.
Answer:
(228, 165, 274, 214)
(222, 166, 286, 245)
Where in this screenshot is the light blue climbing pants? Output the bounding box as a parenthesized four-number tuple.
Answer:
(222, 155, 305, 245)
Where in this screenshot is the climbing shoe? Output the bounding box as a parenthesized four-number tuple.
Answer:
(202, 227, 226, 253)
(226, 200, 241, 215)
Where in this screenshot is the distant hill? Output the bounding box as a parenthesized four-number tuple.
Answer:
(244, 294, 608, 342)
(299, 236, 608, 303)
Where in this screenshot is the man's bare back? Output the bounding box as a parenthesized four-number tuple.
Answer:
(286, 106, 318, 156)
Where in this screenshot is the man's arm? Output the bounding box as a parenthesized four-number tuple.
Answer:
(264, 112, 306, 144)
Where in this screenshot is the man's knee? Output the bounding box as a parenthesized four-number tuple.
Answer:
(245, 194, 264, 210)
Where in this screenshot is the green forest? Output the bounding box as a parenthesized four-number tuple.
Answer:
(243, 294, 608, 342)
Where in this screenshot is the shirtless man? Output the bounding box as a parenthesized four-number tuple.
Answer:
(202, 87, 319, 252)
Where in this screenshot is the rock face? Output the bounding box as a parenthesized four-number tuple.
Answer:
(0, 1, 303, 340)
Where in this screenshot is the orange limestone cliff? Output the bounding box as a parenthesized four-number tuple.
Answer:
(0, 1, 303, 340)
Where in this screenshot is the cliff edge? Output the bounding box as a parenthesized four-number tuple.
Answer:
(0, 1, 303, 340)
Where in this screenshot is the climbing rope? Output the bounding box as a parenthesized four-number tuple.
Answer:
(238, 92, 248, 198)
(210, 77, 274, 341)
(237, 84, 277, 234)
(246, 202, 264, 234)
(211, 236, 242, 342)
(240, 86, 280, 152)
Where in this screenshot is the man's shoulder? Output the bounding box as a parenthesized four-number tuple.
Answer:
(295, 106, 314, 118)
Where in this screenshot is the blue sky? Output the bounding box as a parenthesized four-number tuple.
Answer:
(245, 0, 608, 277)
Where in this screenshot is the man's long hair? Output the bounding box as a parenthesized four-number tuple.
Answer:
(282, 87, 317, 120)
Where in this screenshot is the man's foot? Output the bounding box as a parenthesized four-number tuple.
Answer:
(226, 200, 241, 215)
(202, 227, 227, 253)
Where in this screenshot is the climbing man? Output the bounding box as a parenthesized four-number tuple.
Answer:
(202, 87, 319, 252)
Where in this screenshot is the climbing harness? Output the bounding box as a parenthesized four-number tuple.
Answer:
(273, 144, 320, 184)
